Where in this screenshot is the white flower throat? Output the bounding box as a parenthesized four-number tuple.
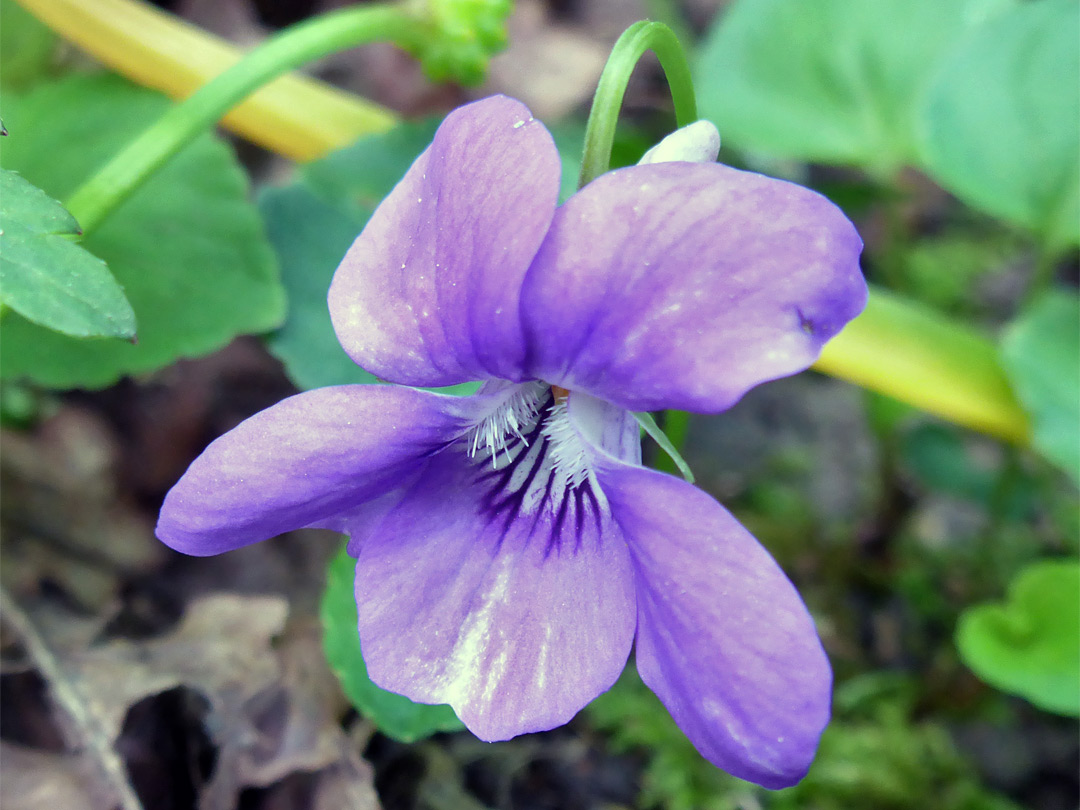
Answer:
(465, 382, 598, 521)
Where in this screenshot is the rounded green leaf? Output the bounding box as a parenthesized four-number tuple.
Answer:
(299, 118, 440, 210)
(920, 0, 1079, 249)
(259, 184, 377, 391)
(1001, 290, 1080, 484)
(0, 73, 284, 389)
(0, 169, 135, 339)
(321, 543, 465, 742)
(696, 0, 1014, 174)
(957, 559, 1080, 716)
(260, 120, 439, 391)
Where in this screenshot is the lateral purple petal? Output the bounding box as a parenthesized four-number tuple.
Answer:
(156, 386, 468, 556)
(597, 461, 832, 788)
(354, 452, 637, 741)
(329, 96, 561, 387)
(521, 162, 866, 413)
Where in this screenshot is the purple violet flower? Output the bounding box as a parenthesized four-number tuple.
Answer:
(157, 96, 866, 788)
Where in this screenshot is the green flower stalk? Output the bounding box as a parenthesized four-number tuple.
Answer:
(61, 0, 513, 234)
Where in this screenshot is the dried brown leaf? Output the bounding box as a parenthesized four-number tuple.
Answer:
(1, 407, 164, 612)
(0, 742, 115, 810)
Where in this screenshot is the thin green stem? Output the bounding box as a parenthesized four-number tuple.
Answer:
(635, 411, 695, 483)
(578, 21, 697, 188)
(65, 4, 421, 234)
(654, 410, 691, 476)
(583, 21, 699, 476)
(640, 0, 695, 56)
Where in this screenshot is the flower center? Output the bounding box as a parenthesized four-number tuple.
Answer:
(464, 382, 602, 533)
(467, 382, 545, 464)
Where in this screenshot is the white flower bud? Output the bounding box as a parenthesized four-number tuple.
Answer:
(638, 120, 721, 165)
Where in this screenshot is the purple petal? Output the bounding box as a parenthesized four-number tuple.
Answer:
(156, 386, 471, 556)
(522, 162, 866, 413)
(597, 460, 832, 788)
(565, 387, 641, 465)
(329, 96, 561, 387)
(354, 400, 636, 740)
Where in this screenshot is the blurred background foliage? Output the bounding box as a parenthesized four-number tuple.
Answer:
(0, 0, 1076, 808)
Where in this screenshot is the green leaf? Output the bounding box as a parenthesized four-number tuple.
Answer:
(0, 73, 284, 389)
(0, 0, 58, 92)
(260, 120, 437, 391)
(0, 168, 80, 235)
(321, 543, 464, 742)
(696, 0, 1014, 174)
(260, 119, 483, 396)
(259, 184, 378, 390)
(0, 169, 136, 339)
(0, 229, 135, 339)
(920, 0, 1080, 249)
(300, 118, 440, 210)
(1001, 290, 1080, 484)
(957, 559, 1080, 716)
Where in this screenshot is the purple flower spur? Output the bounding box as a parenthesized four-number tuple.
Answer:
(157, 96, 866, 788)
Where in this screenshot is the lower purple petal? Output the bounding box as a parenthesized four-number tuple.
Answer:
(597, 460, 832, 788)
(354, 429, 636, 741)
(156, 386, 470, 556)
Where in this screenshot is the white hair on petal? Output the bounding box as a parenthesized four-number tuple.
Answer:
(540, 398, 591, 489)
(468, 383, 545, 467)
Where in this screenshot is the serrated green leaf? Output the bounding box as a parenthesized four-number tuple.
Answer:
(696, 0, 1014, 174)
(920, 0, 1080, 249)
(1001, 290, 1080, 484)
(0, 169, 135, 338)
(0, 226, 136, 339)
(321, 543, 464, 742)
(0, 73, 284, 389)
(957, 559, 1080, 716)
(0, 168, 80, 235)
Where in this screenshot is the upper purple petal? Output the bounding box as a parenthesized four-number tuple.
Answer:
(329, 96, 561, 387)
(596, 460, 832, 788)
(521, 162, 866, 413)
(156, 386, 471, 556)
(354, 388, 636, 739)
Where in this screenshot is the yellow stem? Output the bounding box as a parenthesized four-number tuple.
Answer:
(15, 0, 398, 161)
(814, 288, 1030, 445)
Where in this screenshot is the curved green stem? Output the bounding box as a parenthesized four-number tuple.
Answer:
(64, 4, 421, 234)
(578, 21, 697, 188)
